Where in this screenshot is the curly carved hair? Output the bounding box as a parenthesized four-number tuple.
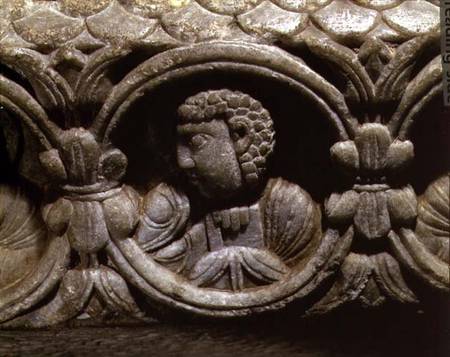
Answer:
(178, 90, 275, 186)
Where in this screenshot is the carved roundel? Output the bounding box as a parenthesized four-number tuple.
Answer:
(0, 1, 447, 329)
(96, 42, 355, 316)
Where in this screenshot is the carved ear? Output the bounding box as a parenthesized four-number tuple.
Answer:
(228, 116, 252, 155)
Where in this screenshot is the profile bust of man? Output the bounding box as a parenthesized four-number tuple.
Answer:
(137, 90, 321, 291)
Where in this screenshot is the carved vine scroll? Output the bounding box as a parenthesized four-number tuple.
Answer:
(0, 0, 447, 327)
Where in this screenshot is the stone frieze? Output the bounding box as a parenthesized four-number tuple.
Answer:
(0, 0, 447, 327)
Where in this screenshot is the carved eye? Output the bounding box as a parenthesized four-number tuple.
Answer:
(189, 134, 210, 149)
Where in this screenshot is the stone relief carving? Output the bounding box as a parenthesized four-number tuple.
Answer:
(0, 0, 447, 327)
(137, 90, 321, 293)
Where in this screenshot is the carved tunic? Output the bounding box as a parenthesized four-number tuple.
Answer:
(140, 178, 320, 291)
(0, 0, 447, 327)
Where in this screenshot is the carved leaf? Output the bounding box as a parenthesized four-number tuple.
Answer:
(39, 149, 68, 182)
(358, 38, 394, 82)
(302, 27, 374, 124)
(2, 269, 93, 328)
(59, 128, 101, 184)
(389, 229, 449, 292)
(376, 35, 440, 130)
(75, 46, 131, 119)
(188, 249, 229, 288)
(240, 248, 289, 284)
(0, 72, 55, 150)
(0, 47, 74, 128)
(91, 266, 143, 318)
(0, 235, 70, 324)
(391, 55, 442, 139)
(189, 246, 288, 291)
(387, 185, 417, 227)
(307, 253, 372, 315)
(371, 253, 418, 303)
(358, 276, 386, 307)
(325, 190, 359, 225)
(106, 225, 354, 316)
(153, 238, 189, 271)
(98, 148, 128, 181)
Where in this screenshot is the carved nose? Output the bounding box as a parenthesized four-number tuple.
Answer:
(177, 147, 195, 169)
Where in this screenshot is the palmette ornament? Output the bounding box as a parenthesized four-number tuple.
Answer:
(327, 123, 417, 241)
(0, 0, 447, 327)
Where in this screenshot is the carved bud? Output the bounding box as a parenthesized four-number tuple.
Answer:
(59, 128, 101, 185)
(385, 139, 414, 172)
(354, 124, 392, 173)
(103, 186, 140, 240)
(99, 149, 128, 181)
(330, 140, 359, 174)
(39, 149, 68, 182)
(41, 198, 73, 236)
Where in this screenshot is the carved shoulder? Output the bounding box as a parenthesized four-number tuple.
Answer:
(261, 178, 321, 265)
(135, 183, 190, 252)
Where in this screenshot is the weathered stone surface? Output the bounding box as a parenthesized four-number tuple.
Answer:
(312, 1, 379, 43)
(237, 1, 308, 40)
(0, 0, 446, 329)
(383, 0, 440, 37)
(0, 0, 441, 49)
(86, 2, 158, 43)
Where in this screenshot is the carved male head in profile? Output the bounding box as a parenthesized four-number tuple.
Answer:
(176, 90, 275, 200)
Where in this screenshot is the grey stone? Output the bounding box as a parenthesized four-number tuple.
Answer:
(0, 0, 447, 328)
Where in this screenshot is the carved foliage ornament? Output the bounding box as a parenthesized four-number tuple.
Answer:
(0, 0, 447, 327)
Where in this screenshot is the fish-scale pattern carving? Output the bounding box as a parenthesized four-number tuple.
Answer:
(0, 0, 440, 51)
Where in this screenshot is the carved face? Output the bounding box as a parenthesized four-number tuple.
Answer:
(176, 119, 243, 199)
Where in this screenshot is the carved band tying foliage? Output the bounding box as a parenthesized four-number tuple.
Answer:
(0, 0, 446, 327)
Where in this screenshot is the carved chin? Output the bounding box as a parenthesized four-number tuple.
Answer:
(191, 179, 241, 201)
